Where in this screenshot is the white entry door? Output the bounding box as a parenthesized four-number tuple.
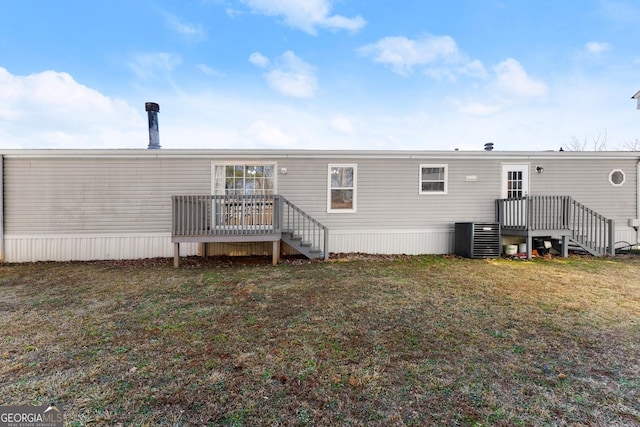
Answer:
(501, 164, 530, 228)
(501, 164, 529, 199)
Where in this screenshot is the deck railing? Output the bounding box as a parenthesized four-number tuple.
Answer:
(496, 195, 614, 256)
(497, 195, 570, 231)
(172, 194, 277, 237)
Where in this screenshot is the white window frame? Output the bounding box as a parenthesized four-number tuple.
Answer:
(501, 164, 529, 199)
(328, 164, 357, 213)
(211, 162, 277, 195)
(419, 164, 448, 195)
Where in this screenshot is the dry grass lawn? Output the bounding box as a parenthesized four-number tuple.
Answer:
(1, 254, 639, 426)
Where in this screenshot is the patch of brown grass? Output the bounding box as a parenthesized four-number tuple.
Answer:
(1, 255, 639, 426)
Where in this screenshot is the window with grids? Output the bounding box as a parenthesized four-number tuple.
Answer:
(506, 170, 524, 198)
(419, 164, 448, 194)
(328, 164, 357, 212)
(213, 164, 275, 195)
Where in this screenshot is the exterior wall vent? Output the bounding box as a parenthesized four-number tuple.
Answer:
(609, 169, 625, 186)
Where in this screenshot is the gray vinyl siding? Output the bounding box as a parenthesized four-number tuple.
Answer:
(277, 157, 503, 230)
(4, 157, 211, 235)
(276, 155, 638, 233)
(6, 154, 638, 237)
(2, 150, 638, 262)
(528, 158, 638, 224)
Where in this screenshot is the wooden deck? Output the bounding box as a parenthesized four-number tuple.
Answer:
(171, 195, 328, 267)
(496, 196, 615, 258)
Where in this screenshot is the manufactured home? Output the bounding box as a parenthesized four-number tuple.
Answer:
(1, 148, 639, 265)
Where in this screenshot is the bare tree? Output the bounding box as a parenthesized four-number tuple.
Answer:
(563, 131, 609, 151)
(622, 138, 640, 151)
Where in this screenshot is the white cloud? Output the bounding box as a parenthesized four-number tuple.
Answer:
(197, 64, 226, 77)
(264, 51, 317, 98)
(164, 13, 206, 40)
(458, 102, 501, 116)
(493, 58, 547, 97)
(0, 67, 144, 149)
(599, 0, 640, 26)
(585, 41, 611, 54)
(129, 53, 182, 80)
(245, 120, 297, 146)
(457, 59, 488, 79)
(238, 0, 365, 35)
(322, 14, 366, 33)
(330, 115, 355, 133)
(225, 7, 243, 18)
(358, 35, 486, 79)
(2, 63, 638, 155)
(249, 52, 270, 68)
(451, 59, 547, 118)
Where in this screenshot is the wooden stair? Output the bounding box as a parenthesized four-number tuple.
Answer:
(279, 198, 329, 261)
(281, 231, 325, 260)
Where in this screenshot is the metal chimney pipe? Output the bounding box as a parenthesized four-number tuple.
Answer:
(632, 90, 640, 110)
(145, 102, 160, 149)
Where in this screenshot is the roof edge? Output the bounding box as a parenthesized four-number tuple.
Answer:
(1, 148, 640, 160)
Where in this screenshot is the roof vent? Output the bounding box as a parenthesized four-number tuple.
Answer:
(145, 102, 160, 149)
(484, 142, 494, 151)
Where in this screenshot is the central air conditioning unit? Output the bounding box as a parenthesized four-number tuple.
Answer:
(454, 222, 501, 258)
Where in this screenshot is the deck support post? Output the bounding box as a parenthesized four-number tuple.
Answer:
(608, 219, 616, 256)
(526, 235, 533, 259)
(198, 242, 207, 257)
(272, 240, 280, 265)
(174, 243, 180, 268)
(324, 228, 330, 261)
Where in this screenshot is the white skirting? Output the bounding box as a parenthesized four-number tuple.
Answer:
(3, 226, 636, 263)
(328, 228, 455, 255)
(3, 229, 455, 262)
(200, 229, 454, 257)
(3, 233, 198, 263)
(614, 228, 639, 250)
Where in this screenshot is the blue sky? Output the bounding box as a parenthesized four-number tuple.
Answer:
(1, 0, 639, 151)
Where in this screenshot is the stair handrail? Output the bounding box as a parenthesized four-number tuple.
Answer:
(277, 196, 329, 260)
(569, 198, 615, 256)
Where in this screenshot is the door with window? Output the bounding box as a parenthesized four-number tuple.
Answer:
(501, 164, 529, 199)
(501, 164, 529, 227)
